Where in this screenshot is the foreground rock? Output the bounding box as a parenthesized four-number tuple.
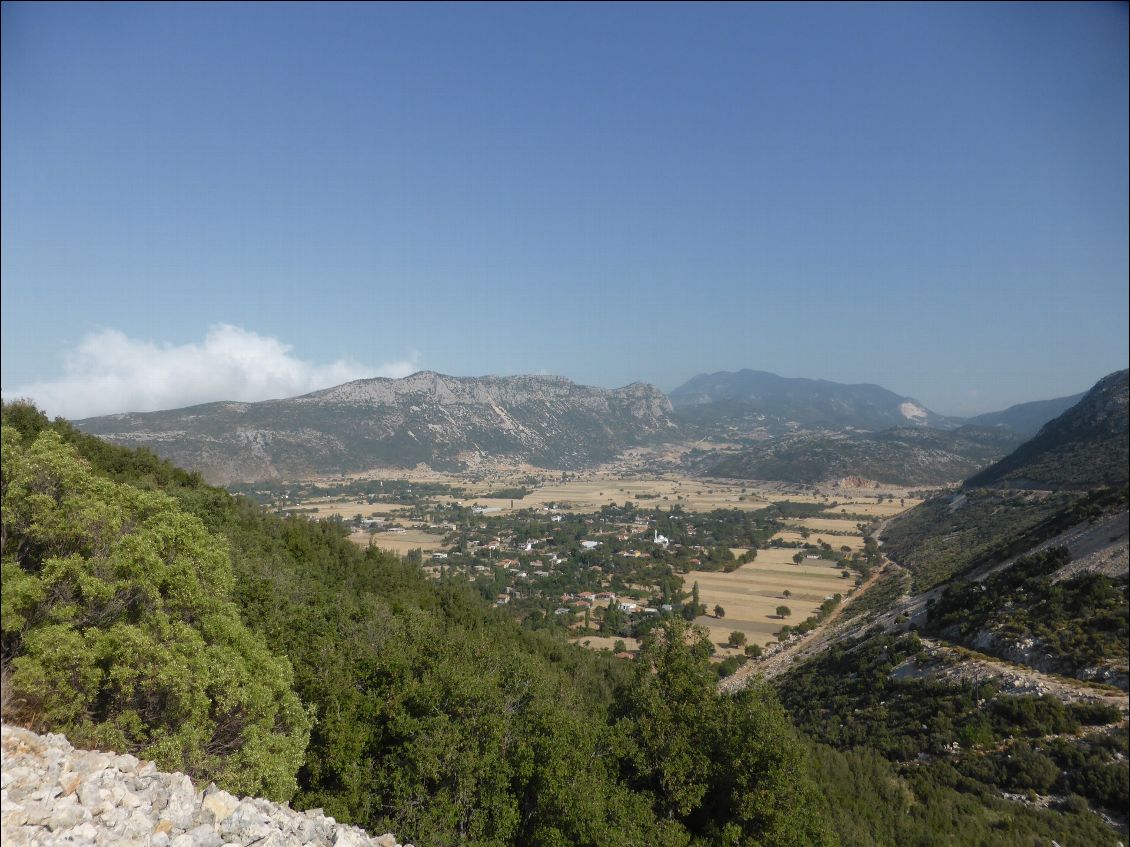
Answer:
(1, 725, 409, 847)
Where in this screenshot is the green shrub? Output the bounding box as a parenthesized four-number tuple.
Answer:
(1, 426, 310, 800)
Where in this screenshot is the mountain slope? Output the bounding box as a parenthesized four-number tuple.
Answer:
(964, 369, 1128, 490)
(669, 369, 955, 431)
(881, 370, 1129, 592)
(696, 425, 1025, 486)
(755, 372, 1130, 842)
(965, 392, 1087, 437)
(74, 371, 676, 483)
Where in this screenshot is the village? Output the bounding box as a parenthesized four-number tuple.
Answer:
(232, 473, 912, 664)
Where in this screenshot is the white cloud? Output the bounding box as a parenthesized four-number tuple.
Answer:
(5, 324, 420, 420)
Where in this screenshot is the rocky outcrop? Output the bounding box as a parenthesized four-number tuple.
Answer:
(0, 725, 408, 847)
(75, 372, 676, 483)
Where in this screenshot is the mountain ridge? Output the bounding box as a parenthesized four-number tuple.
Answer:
(964, 392, 1088, 436)
(964, 368, 1129, 490)
(696, 423, 1027, 486)
(669, 368, 956, 431)
(75, 371, 675, 483)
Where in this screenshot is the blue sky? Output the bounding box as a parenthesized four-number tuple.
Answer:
(2, 2, 1127, 419)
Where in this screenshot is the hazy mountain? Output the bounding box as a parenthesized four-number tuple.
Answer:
(669, 369, 956, 432)
(964, 369, 1128, 490)
(697, 425, 1025, 486)
(964, 392, 1087, 437)
(75, 371, 675, 483)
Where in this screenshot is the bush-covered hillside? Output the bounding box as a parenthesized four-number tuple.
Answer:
(700, 425, 1024, 486)
(881, 486, 1126, 592)
(926, 547, 1128, 686)
(1, 424, 311, 800)
(778, 634, 1126, 844)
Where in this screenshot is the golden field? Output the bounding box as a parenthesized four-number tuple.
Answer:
(685, 553, 851, 654)
(297, 498, 412, 518)
(790, 516, 871, 533)
(568, 635, 641, 653)
(349, 526, 449, 555)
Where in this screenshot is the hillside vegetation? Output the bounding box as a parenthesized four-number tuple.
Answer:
(0, 425, 310, 800)
(926, 547, 1128, 686)
(778, 634, 1126, 844)
(699, 425, 1023, 486)
(884, 370, 1129, 591)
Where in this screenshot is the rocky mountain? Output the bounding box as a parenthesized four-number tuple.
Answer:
(964, 392, 1087, 437)
(696, 425, 1025, 486)
(74, 371, 676, 483)
(669, 369, 956, 432)
(964, 369, 1129, 490)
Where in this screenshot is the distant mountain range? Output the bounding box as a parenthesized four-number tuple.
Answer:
(72, 366, 1103, 485)
(668, 369, 957, 432)
(75, 371, 674, 484)
(963, 392, 1087, 437)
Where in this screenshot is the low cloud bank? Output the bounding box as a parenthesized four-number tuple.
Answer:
(6, 324, 419, 420)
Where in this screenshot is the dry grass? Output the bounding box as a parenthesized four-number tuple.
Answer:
(497, 476, 772, 514)
(791, 517, 870, 533)
(350, 527, 449, 554)
(298, 498, 412, 518)
(824, 498, 923, 516)
(569, 635, 641, 653)
(819, 534, 866, 551)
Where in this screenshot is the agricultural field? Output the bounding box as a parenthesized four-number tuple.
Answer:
(769, 530, 808, 544)
(824, 497, 924, 516)
(687, 552, 851, 655)
(297, 498, 412, 518)
(568, 635, 641, 653)
(791, 517, 871, 534)
(466, 475, 774, 513)
(350, 526, 448, 555)
(276, 469, 918, 521)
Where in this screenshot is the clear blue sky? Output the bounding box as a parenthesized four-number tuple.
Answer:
(3, 2, 1127, 418)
